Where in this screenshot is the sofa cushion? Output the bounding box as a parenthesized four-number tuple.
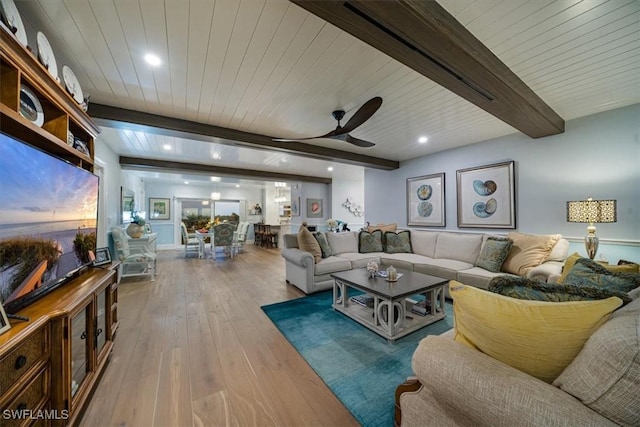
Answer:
(335, 252, 383, 269)
(326, 231, 358, 255)
(501, 232, 561, 276)
(298, 226, 322, 263)
(413, 259, 474, 281)
(553, 298, 640, 426)
(314, 256, 352, 275)
(410, 230, 438, 258)
(475, 237, 513, 273)
(358, 230, 383, 253)
(546, 238, 570, 262)
(456, 267, 511, 290)
(559, 253, 640, 284)
(450, 281, 622, 383)
(385, 230, 412, 253)
(563, 258, 640, 296)
(434, 233, 483, 264)
(488, 275, 632, 304)
(313, 232, 332, 258)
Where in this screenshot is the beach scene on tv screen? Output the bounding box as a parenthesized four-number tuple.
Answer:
(0, 134, 98, 306)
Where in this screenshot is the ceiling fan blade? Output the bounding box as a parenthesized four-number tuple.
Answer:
(340, 97, 383, 134)
(345, 134, 375, 148)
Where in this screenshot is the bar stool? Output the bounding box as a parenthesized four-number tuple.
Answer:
(261, 224, 278, 248)
(254, 223, 264, 246)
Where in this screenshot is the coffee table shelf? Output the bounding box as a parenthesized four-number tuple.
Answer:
(331, 268, 447, 343)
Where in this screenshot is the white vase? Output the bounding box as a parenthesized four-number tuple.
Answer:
(126, 223, 144, 238)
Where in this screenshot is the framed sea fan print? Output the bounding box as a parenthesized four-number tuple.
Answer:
(407, 173, 445, 227)
(457, 161, 515, 228)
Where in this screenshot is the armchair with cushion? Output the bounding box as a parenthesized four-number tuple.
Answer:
(110, 226, 156, 281)
(211, 223, 235, 259)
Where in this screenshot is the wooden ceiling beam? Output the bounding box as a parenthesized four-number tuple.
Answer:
(89, 103, 399, 170)
(291, 0, 564, 139)
(119, 157, 333, 184)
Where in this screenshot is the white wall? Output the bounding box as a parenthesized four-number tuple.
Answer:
(94, 140, 121, 246)
(331, 169, 366, 231)
(365, 104, 640, 262)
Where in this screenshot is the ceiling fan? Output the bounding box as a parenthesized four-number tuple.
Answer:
(273, 96, 382, 148)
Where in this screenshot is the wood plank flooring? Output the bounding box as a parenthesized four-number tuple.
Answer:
(79, 245, 359, 427)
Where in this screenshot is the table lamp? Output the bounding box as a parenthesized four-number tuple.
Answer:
(566, 198, 617, 259)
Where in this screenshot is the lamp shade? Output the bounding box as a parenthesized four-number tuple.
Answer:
(566, 199, 616, 224)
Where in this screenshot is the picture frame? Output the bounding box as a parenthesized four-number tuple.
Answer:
(93, 247, 112, 266)
(0, 300, 12, 335)
(306, 198, 323, 218)
(149, 197, 170, 220)
(291, 196, 300, 217)
(407, 173, 445, 227)
(144, 223, 152, 234)
(456, 161, 516, 229)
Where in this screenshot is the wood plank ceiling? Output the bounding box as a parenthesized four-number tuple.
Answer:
(14, 0, 640, 184)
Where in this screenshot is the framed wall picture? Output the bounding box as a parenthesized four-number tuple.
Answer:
(93, 247, 112, 266)
(407, 173, 445, 227)
(291, 196, 300, 217)
(149, 197, 170, 220)
(456, 161, 515, 228)
(307, 198, 323, 218)
(0, 299, 11, 335)
(144, 223, 152, 234)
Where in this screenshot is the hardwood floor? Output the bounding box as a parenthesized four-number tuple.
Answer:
(80, 245, 359, 427)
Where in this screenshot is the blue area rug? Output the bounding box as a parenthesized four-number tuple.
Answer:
(261, 291, 453, 427)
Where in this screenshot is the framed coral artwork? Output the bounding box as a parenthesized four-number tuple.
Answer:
(456, 161, 515, 228)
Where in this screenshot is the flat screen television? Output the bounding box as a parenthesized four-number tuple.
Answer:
(0, 132, 99, 314)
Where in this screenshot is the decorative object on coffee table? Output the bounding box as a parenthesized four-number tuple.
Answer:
(407, 173, 445, 226)
(457, 161, 515, 228)
(566, 197, 616, 260)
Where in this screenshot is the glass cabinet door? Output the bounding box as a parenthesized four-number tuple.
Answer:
(70, 304, 91, 398)
(96, 288, 108, 356)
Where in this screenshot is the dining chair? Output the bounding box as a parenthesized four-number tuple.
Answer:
(110, 226, 156, 281)
(212, 223, 236, 259)
(233, 221, 250, 254)
(180, 222, 200, 257)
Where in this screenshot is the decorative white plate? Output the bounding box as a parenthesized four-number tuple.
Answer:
(62, 65, 83, 104)
(37, 31, 58, 80)
(19, 84, 44, 127)
(0, 0, 27, 47)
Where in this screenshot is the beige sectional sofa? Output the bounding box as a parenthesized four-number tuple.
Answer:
(281, 230, 569, 295)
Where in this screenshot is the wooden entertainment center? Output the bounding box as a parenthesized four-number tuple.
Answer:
(0, 29, 118, 426)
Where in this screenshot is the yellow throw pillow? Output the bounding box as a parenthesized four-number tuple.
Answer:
(558, 252, 640, 284)
(297, 226, 322, 263)
(450, 281, 622, 383)
(501, 232, 561, 275)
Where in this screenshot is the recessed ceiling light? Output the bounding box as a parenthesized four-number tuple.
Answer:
(236, 184, 240, 188)
(163, 144, 171, 150)
(212, 153, 221, 160)
(418, 136, 428, 144)
(144, 53, 161, 66)
(184, 181, 189, 184)
(210, 176, 221, 182)
(327, 166, 334, 171)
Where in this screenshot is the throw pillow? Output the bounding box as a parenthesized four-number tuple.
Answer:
(384, 230, 412, 253)
(563, 258, 640, 295)
(450, 281, 622, 383)
(313, 232, 332, 258)
(297, 226, 322, 263)
(475, 237, 513, 273)
(367, 223, 397, 233)
(559, 253, 640, 284)
(358, 230, 383, 253)
(488, 275, 632, 304)
(501, 232, 561, 276)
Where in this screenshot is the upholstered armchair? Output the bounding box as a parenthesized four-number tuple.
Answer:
(212, 223, 235, 258)
(180, 222, 199, 257)
(110, 226, 156, 281)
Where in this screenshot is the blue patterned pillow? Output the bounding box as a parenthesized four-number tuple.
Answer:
(384, 231, 412, 253)
(313, 232, 332, 258)
(476, 237, 513, 273)
(563, 258, 640, 295)
(488, 276, 631, 304)
(358, 230, 383, 253)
